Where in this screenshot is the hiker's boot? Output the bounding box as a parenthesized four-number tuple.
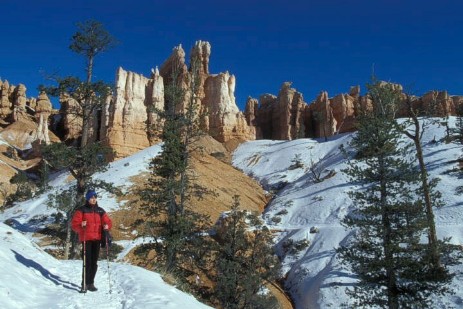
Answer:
(87, 284, 98, 292)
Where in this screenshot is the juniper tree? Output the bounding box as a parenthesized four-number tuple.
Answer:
(213, 195, 280, 309)
(40, 20, 117, 259)
(338, 80, 453, 308)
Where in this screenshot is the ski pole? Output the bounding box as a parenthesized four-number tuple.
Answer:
(82, 226, 87, 294)
(105, 231, 112, 294)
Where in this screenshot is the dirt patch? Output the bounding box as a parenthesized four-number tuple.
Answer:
(108, 137, 292, 308)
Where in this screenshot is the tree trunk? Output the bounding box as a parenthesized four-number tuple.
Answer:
(407, 115, 441, 269)
(87, 56, 93, 84)
(80, 108, 90, 148)
(413, 132, 441, 268)
(379, 157, 399, 309)
(63, 212, 73, 260)
(81, 55, 94, 148)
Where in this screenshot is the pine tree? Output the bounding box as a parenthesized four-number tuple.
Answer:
(451, 104, 463, 145)
(40, 20, 118, 259)
(139, 55, 212, 276)
(338, 80, 453, 308)
(214, 195, 281, 309)
(42, 141, 117, 258)
(9, 171, 35, 202)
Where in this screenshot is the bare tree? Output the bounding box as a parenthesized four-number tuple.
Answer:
(400, 93, 443, 270)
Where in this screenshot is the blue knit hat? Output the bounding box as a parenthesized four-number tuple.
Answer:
(85, 190, 97, 201)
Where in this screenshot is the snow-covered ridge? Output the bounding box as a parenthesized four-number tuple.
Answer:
(232, 117, 463, 308)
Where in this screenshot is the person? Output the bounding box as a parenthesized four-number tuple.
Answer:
(71, 189, 112, 292)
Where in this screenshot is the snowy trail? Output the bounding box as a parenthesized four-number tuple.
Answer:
(51, 261, 184, 308)
(0, 223, 211, 309)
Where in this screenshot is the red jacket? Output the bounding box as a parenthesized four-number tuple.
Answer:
(71, 203, 112, 242)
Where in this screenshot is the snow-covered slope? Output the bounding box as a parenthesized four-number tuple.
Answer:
(0, 142, 212, 309)
(233, 117, 463, 309)
(0, 222, 211, 309)
(1, 117, 462, 309)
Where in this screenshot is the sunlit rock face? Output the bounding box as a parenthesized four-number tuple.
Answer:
(6, 41, 460, 162)
(0, 80, 12, 119)
(329, 93, 356, 134)
(99, 41, 255, 158)
(307, 91, 337, 139)
(35, 92, 52, 145)
(249, 83, 307, 140)
(203, 71, 255, 142)
(59, 94, 83, 143)
(102, 67, 164, 159)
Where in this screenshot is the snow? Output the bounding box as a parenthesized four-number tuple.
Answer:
(0, 143, 211, 309)
(1, 118, 462, 308)
(233, 117, 463, 308)
(0, 223, 211, 309)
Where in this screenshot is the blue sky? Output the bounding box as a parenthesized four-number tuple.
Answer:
(1, 0, 462, 110)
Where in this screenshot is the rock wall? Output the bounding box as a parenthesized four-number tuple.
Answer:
(247, 82, 463, 142)
(0, 80, 53, 146)
(0, 80, 12, 119)
(307, 91, 337, 139)
(102, 67, 164, 159)
(103, 41, 255, 159)
(4, 42, 463, 162)
(59, 94, 83, 143)
(202, 72, 254, 142)
(35, 92, 52, 144)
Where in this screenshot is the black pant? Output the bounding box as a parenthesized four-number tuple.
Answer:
(81, 240, 100, 286)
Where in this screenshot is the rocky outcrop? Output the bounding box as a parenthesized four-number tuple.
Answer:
(307, 91, 337, 139)
(329, 93, 356, 133)
(0, 80, 12, 119)
(253, 94, 277, 139)
(159, 44, 189, 113)
(250, 83, 307, 140)
(0, 79, 55, 145)
(12, 84, 29, 122)
(416, 90, 455, 116)
(244, 97, 260, 138)
(103, 41, 255, 159)
(452, 96, 463, 113)
(202, 72, 255, 142)
(4, 42, 463, 164)
(102, 67, 164, 159)
(190, 40, 211, 101)
(59, 94, 83, 142)
(247, 81, 463, 142)
(0, 81, 32, 122)
(35, 92, 52, 145)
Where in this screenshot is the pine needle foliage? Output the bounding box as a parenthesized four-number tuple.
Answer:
(139, 57, 212, 276)
(39, 20, 117, 259)
(213, 195, 281, 309)
(338, 80, 454, 308)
